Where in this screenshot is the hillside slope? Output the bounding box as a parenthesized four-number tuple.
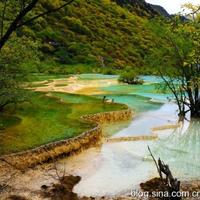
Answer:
(20, 0, 166, 73)
(150, 4, 170, 17)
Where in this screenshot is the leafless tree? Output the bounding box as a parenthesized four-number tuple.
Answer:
(148, 146, 181, 200)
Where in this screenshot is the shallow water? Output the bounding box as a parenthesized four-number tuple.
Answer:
(112, 103, 178, 137)
(64, 113, 199, 197)
(4, 74, 199, 197)
(63, 74, 199, 196)
(96, 94, 162, 113)
(61, 104, 179, 197)
(64, 141, 156, 196)
(40, 75, 176, 196)
(77, 73, 119, 80)
(151, 120, 200, 179)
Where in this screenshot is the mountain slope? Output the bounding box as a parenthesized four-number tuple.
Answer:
(150, 4, 170, 17)
(114, 0, 159, 17)
(20, 0, 165, 73)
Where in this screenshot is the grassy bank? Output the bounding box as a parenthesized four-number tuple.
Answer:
(0, 92, 126, 155)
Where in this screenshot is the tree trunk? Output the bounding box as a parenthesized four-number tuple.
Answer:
(0, 0, 39, 50)
(190, 108, 200, 118)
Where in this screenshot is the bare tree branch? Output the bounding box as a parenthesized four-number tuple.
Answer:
(17, 0, 75, 28)
(0, 0, 75, 50)
(148, 146, 163, 180)
(0, 0, 39, 49)
(0, 0, 8, 38)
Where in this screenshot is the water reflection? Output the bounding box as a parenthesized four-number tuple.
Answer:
(151, 119, 200, 179)
(104, 103, 178, 137)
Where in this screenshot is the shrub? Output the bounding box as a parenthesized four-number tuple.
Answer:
(62, 16, 91, 35)
(119, 70, 143, 84)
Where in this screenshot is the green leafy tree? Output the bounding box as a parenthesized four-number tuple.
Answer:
(0, 34, 40, 111)
(119, 67, 143, 85)
(146, 6, 200, 118)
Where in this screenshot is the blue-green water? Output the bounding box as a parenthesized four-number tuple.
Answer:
(77, 74, 179, 137)
(77, 74, 173, 112)
(151, 120, 200, 179)
(9, 74, 199, 197)
(77, 73, 119, 80)
(68, 74, 200, 196)
(77, 74, 164, 83)
(96, 94, 161, 113)
(98, 82, 173, 108)
(75, 74, 199, 179)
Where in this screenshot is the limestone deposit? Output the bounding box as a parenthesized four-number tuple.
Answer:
(0, 108, 133, 170)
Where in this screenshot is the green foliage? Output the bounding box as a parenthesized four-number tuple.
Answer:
(0, 34, 40, 110)
(119, 67, 144, 84)
(62, 16, 92, 35)
(0, 0, 164, 73)
(145, 11, 200, 117)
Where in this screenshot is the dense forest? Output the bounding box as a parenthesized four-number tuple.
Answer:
(0, 0, 169, 74)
